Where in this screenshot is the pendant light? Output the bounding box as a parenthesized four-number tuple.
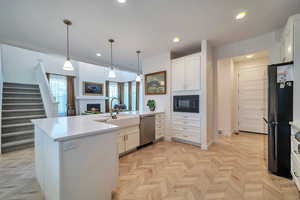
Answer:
(63, 19, 74, 71)
(136, 50, 141, 82)
(108, 39, 116, 78)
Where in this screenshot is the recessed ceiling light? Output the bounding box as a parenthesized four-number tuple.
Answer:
(117, 0, 126, 3)
(96, 53, 102, 57)
(246, 54, 254, 58)
(173, 37, 180, 43)
(236, 11, 247, 20)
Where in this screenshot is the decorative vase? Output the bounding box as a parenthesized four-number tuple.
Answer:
(149, 106, 156, 112)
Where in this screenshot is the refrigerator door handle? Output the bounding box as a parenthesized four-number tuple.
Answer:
(274, 122, 278, 161)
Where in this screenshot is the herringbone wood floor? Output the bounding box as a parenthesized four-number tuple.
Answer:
(0, 133, 299, 200)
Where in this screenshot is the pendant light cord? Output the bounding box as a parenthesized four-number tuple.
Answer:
(137, 50, 141, 75)
(66, 24, 70, 60)
(138, 52, 140, 74)
(110, 41, 113, 69)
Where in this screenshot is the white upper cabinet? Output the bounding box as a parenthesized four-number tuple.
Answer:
(184, 54, 201, 90)
(171, 53, 201, 91)
(172, 58, 185, 91)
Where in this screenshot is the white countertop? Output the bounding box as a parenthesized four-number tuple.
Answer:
(32, 111, 164, 142)
(122, 110, 165, 116)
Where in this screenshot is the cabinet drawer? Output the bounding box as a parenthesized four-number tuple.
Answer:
(172, 114, 201, 121)
(291, 153, 300, 190)
(125, 126, 139, 134)
(172, 119, 201, 128)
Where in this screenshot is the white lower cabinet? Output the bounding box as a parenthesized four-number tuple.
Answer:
(155, 113, 165, 140)
(118, 126, 140, 154)
(291, 125, 300, 190)
(171, 113, 201, 144)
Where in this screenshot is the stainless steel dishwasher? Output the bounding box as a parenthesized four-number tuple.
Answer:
(140, 115, 155, 146)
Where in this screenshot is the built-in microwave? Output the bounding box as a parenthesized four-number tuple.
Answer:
(173, 95, 199, 113)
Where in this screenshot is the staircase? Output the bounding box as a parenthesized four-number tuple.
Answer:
(1, 82, 46, 153)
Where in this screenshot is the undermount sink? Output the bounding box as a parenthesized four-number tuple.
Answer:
(95, 115, 140, 128)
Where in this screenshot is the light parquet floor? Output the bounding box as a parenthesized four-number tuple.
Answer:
(0, 133, 299, 200)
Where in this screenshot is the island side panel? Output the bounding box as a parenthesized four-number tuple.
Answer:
(44, 132, 61, 200)
(34, 126, 45, 192)
(60, 131, 119, 200)
(34, 126, 61, 200)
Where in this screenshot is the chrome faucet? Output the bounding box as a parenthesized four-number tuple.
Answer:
(110, 97, 119, 119)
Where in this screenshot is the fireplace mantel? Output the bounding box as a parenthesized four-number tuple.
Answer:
(76, 96, 108, 100)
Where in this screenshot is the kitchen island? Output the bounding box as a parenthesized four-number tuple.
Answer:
(32, 111, 165, 200)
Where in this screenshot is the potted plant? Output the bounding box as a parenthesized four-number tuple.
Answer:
(147, 99, 156, 111)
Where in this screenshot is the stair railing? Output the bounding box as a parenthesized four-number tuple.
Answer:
(35, 60, 59, 117)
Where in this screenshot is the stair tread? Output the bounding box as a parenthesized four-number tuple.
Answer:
(2, 139, 34, 148)
(3, 92, 40, 95)
(4, 82, 38, 86)
(2, 122, 33, 128)
(2, 115, 46, 120)
(2, 108, 45, 112)
(3, 103, 43, 106)
(2, 130, 34, 138)
(4, 97, 42, 99)
(3, 87, 39, 90)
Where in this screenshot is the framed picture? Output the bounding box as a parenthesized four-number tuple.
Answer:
(83, 82, 104, 96)
(145, 71, 167, 95)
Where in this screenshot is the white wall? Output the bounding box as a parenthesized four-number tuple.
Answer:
(77, 61, 137, 98)
(294, 19, 300, 120)
(1, 44, 140, 115)
(0, 45, 3, 154)
(216, 30, 281, 64)
(75, 61, 138, 114)
(217, 58, 235, 136)
(142, 52, 171, 113)
(2, 44, 77, 84)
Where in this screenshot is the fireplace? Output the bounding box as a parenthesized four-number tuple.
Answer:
(87, 104, 101, 112)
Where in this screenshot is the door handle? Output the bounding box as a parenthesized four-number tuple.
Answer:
(263, 117, 268, 124)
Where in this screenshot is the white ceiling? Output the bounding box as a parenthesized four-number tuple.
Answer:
(1, 0, 300, 72)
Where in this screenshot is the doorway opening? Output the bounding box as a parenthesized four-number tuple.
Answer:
(217, 50, 269, 136)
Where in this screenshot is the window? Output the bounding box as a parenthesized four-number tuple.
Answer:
(132, 81, 137, 111)
(109, 82, 119, 108)
(124, 82, 129, 110)
(49, 74, 68, 116)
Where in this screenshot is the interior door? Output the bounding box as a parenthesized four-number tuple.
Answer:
(238, 65, 268, 133)
(184, 55, 201, 90)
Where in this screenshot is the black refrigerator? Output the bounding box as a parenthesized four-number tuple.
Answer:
(266, 61, 293, 178)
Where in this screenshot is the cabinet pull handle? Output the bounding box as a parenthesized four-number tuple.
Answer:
(294, 171, 299, 178)
(294, 150, 300, 154)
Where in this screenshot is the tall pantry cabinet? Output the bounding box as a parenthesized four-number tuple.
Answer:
(170, 40, 214, 150)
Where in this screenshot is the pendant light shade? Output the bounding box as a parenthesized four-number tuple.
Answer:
(63, 60, 73, 71)
(63, 19, 74, 71)
(136, 50, 141, 82)
(108, 69, 116, 78)
(136, 75, 141, 82)
(108, 39, 116, 78)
